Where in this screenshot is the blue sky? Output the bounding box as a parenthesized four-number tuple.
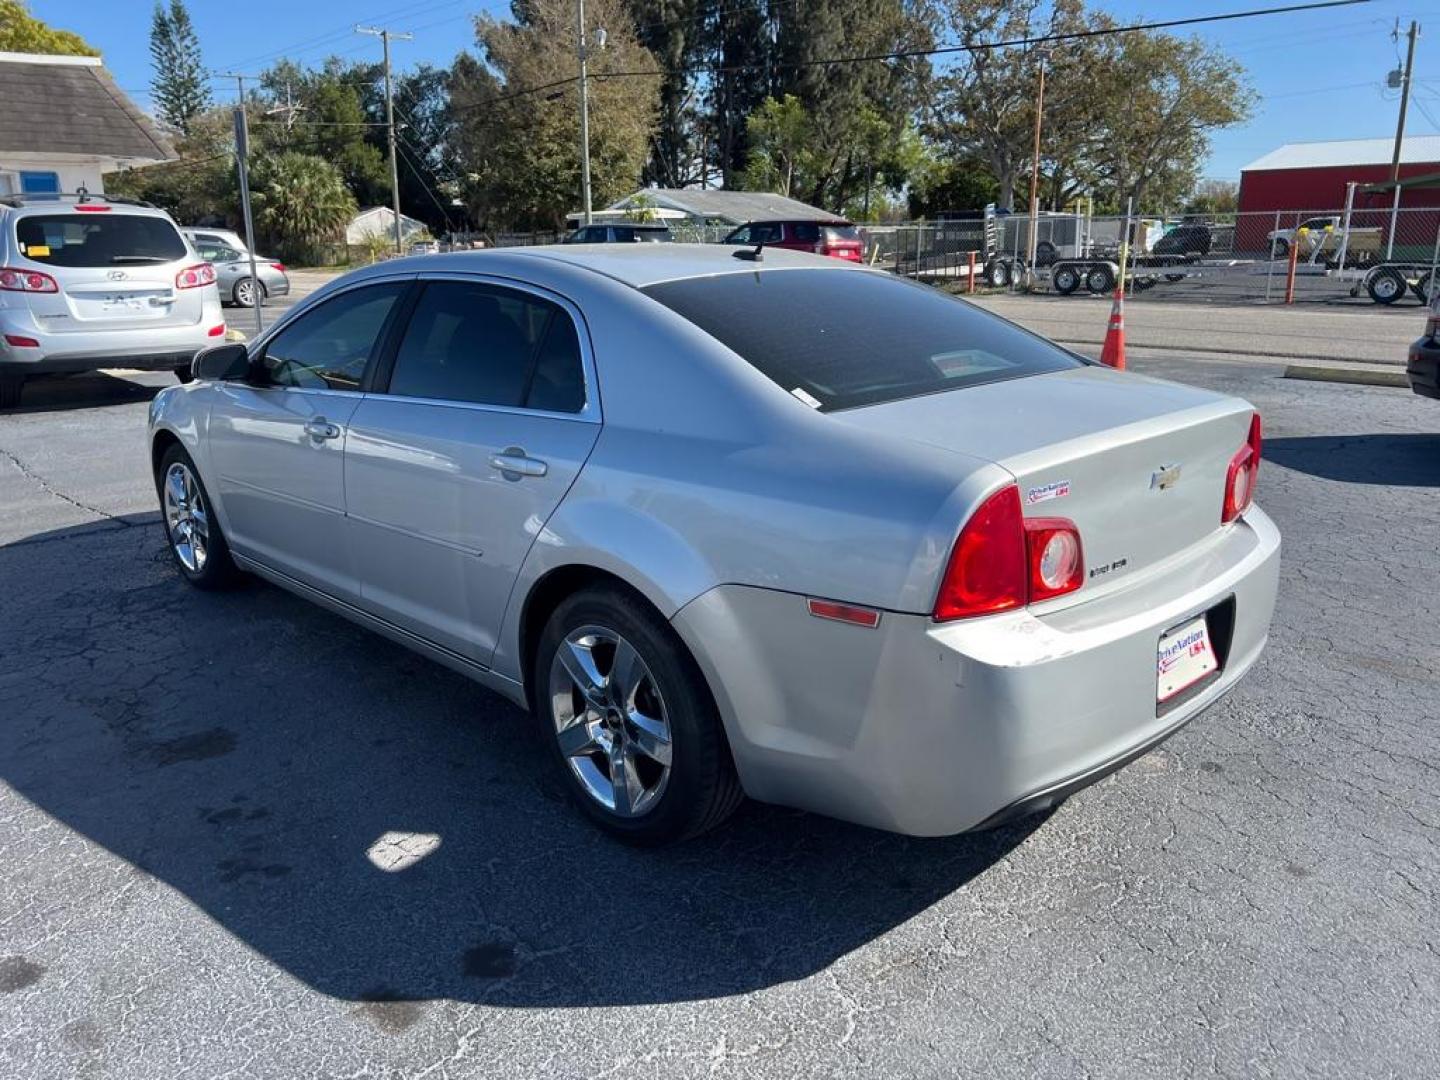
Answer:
(29, 0, 1440, 178)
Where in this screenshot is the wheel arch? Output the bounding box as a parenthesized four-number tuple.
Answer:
(150, 426, 183, 484)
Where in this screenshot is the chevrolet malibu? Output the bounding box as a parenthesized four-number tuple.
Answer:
(148, 245, 1280, 844)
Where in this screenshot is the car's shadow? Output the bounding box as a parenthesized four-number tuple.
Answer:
(1265, 433, 1439, 488)
(1, 371, 173, 414)
(0, 515, 1038, 1009)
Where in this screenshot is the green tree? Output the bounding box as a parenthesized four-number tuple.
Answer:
(0, 0, 97, 55)
(149, 0, 211, 135)
(250, 151, 357, 261)
(105, 107, 237, 224)
(1183, 178, 1239, 217)
(742, 94, 815, 197)
(1081, 27, 1253, 211)
(454, 0, 660, 231)
(259, 59, 388, 208)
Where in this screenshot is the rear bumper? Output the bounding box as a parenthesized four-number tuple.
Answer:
(0, 313, 221, 375)
(1408, 340, 1440, 400)
(672, 507, 1281, 836)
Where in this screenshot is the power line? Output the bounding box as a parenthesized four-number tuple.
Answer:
(451, 0, 1371, 110)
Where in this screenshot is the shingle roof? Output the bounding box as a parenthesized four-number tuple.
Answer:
(1241, 136, 1440, 172)
(0, 53, 174, 163)
(610, 188, 848, 224)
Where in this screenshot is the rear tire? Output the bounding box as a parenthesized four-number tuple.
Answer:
(156, 443, 239, 589)
(1052, 265, 1080, 295)
(233, 278, 266, 308)
(535, 584, 743, 844)
(1367, 267, 1406, 305)
(0, 373, 23, 409)
(984, 259, 1011, 288)
(1086, 265, 1115, 294)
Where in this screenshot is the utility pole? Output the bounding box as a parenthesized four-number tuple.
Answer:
(1386, 19, 1419, 260)
(222, 73, 264, 336)
(356, 25, 413, 253)
(1025, 52, 1048, 275)
(577, 0, 594, 224)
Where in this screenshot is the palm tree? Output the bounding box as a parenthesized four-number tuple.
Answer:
(251, 151, 357, 261)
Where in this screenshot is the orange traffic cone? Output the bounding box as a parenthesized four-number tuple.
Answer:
(1099, 285, 1126, 370)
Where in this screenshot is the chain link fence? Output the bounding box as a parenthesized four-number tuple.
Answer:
(875, 207, 1440, 307)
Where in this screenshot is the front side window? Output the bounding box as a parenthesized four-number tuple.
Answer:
(386, 280, 584, 413)
(16, 213, 187, 267)
(643, 269, 1084, 412)
(260, 283, 405, 391)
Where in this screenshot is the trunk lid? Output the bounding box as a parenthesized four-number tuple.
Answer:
(832, 366, 1255, 606)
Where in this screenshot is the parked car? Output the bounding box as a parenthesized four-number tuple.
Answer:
(565, 223, 673, 244)
(183, 231, 290, 309)
(408, 240, 441, 256)
(723, 219, 864, 261)
(1407, 293, 1440, 400)
(150, 246, 1280, 844)
(1, 194, 224, 409)
(1265, 215, 1340, 258)
(1152, 223, 1213, 257)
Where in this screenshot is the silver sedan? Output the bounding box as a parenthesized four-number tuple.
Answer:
(147, 245, 1280, 844)
(190, 240, 290, 308)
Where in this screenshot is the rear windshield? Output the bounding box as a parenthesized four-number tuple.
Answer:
(824, 225, 861, 244)
(16, 213, 187, 268)
(642, 269, 1084, 412)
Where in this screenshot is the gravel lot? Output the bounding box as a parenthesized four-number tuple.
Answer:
(1, 350, 1437, 1079)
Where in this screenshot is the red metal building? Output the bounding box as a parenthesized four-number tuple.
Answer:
(1236, 136, 1440, 249)
(1238, 136, 1440, 212)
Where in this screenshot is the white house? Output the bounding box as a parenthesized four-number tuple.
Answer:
(571, 188, 846, 229)
(346, 206, 427, 245)
(0, 51, 173, 196)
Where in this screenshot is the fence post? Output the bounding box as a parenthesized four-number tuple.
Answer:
(1265, 210, 1280, 302)
(967, 250, 976, 293)
(1284, 225, 1301, 304)
(1428, 221, 1440, 304)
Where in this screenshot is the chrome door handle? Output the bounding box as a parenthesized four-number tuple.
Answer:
(489, 451, 548, 478)
(304, 418, 341, 441)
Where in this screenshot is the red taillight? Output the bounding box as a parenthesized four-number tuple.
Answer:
(206, 323, 225, 337)
(175, 263, 217, 290)
(73, 204, 111, 212)
(0, 267, 59, 293)
(820, 245, 862, 261)
(1025, 519, 1084, 602)
(1222, 412, 1263, 523)
(270, 262, 286, 273)
(934, 486, 1085, 621)
(934, 486, 1028, 620)
(4, 334, 40, 347)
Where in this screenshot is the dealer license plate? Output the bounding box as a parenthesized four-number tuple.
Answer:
(1157, 615, 1218, 703)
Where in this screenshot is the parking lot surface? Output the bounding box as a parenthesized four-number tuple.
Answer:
(1, 352, 1437, 1078)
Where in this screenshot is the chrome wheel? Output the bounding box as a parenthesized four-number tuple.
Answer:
(163, 461, 209, 573)
(234, 278, 259, 307)
(548, 625, 673, 818)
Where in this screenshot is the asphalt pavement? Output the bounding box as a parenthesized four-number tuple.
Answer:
(1, 351, 1437, 1078)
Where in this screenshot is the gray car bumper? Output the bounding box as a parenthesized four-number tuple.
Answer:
(672, 507, 1282, 836)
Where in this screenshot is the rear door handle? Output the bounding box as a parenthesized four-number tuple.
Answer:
(489, 451, 548, 478)
(304, 417, 342, 441)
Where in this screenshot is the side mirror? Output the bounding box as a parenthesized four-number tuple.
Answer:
(192, 342, 250, 382)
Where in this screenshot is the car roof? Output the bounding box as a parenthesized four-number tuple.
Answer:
(420, 242, 858, 289)
(736, 218, 856, 226)
(1, 198, 176, 221)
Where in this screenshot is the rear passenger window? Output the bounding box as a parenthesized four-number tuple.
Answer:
(386, 281, 585, 413)
(260, 282, 404, 391)
(791, 222, 821, 243)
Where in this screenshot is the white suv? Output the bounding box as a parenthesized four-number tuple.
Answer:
(0, 194, 224, 408)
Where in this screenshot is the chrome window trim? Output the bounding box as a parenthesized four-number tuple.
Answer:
(382, 269, 602, 424)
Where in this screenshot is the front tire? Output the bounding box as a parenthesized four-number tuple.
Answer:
(535, 585, 743, 844)
(157, 444, 239, 589)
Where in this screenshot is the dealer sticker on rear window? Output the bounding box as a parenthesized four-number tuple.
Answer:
(1026, 479, 1071, 505)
